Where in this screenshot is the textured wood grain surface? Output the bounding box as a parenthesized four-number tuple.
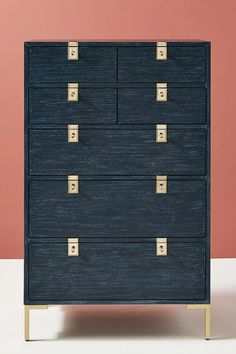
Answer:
(25, 42, 210, 304)
(29, 87, 117, 124)
(118, 87, 206, 124)
(29, 47, 117, 83)
(29, 179, 206, 239)
(29, 127, 206, 175)
(118, 47, 206, 82)
(29, 241, 206, 301)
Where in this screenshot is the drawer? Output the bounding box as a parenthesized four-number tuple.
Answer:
(118, 87, 206, 124)
(29, 178, 206, 239)
(28, 46, 117, 83)
(29, 127, 206, 175)
(29, 87, 117, 125)
(118, 46, 206, 83)
(28, 239, 206, 302)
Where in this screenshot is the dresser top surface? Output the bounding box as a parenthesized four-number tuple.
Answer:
(25, 40, 210, 47)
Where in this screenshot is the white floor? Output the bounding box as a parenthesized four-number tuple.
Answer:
(0, 259, 235, 354)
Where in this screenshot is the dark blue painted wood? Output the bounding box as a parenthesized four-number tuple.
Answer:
(118, 46, 206, 83)
(26, 41, 210, 47)
(205, 43, 211, 303)
(24, 41, 211, 305)
(29, 240, 206, 301)
(29, 46, 117, 84)
(24, 43, 29, 304)
(118, 87, 206, 124)
(29, 127, 206, 176)
(29, 179, 206, 239)
(29, 87, 117, 125)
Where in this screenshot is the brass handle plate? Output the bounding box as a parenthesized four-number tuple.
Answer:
(68, 175, 79, 194)
(68, 124, 79, 143)
(156, 124, 167, 143)
(68, 42, 79, 60)
(156, 83, 167, 101)
(156, 176, 167, 194)
(68, 83, 79, 101)
(156, 42, 167, 60)
(68, 238, 79, 256)
(156, 237, 167, 256)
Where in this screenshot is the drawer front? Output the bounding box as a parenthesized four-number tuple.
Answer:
(29, 128, 206, 175)
(28, 241, 206, 301)
(118, 46, 206, 83)
(29, 87, 117, 125)
(29, 46, 117, 83)
(29, 179, 206, 238)
(118, 87, 206, 124)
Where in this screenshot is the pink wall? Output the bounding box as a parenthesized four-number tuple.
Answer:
(0, 0, 235, 258)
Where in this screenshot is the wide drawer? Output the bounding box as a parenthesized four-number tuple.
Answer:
(28, 239, 206, 302)
(118, 87, 206, 124)
(29, 127, 206, 175)
(29, 87, 117, 125)
(28, 46, 117, 83)
(29, 178, 206, 238)
(118, 46, 206, 83)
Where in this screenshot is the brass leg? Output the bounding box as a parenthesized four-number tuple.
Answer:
(24, 305, 48, 341)
(187, 304, 211, 340)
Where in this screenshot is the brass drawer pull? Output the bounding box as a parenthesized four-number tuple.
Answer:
(156, 176, 167, 194)
(156, 124, 167, 143)
(156, 42, 167, 60)
(68, 238, 79, 256)
(68, 42, 79, 60)
(68, 83, 79, 101)
(68, 175, 79, 194)
(68, 124, 79, 143)
(156, 83, 167, 101)
(156, 237, 167, 256)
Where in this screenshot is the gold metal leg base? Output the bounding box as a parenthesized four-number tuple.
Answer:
(187, 304, 211, 340)
(25, 305, 48, 341)
(24, 304, 210, 340)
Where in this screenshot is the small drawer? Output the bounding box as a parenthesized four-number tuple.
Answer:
(118, 87, 206, 124)
(29, 127, 206, 176)
(118, 45, 206, 83)
(29, 178, 206, 239)
(28, 239, 206, 302)
(29, 87, 117, 125)
(28, 45, 117, 84)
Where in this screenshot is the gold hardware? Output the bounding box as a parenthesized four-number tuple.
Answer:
(156, 176, 167, 194)
(187, 304, 211, 340)
(156, 124, 167, 143)
(156, 237, 167, 256)
(68, 238, 79, 256)
(25, 305, 48, 341)
(68, 124, 79, 142)
(156, 42, 167, 60)
(156, 83, 167, 101)
(68, 83, 79, 101)
(68, 42, 79, 60)
(68, 175, 79, 194)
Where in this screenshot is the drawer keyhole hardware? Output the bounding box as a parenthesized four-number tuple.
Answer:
(68, 83, 79, 101)
(68, 238, 79, 256)
(156, 175, 167, 194)
(68, 42, 79, 60)
(156, 124, 167, 143)
(156, 42, 167, 60)
(156, 83, 167, 101)
(156, 237, 167, 256)
(68, 175, 79, 194)
(68, 124, 79, 143)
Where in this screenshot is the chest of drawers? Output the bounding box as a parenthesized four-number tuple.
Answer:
(24, 41, 210, 340)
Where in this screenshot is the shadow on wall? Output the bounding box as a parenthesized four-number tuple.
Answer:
(57, 291, 236, 340)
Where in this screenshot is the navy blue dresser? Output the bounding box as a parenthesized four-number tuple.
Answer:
(24, 41, 211, 340)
